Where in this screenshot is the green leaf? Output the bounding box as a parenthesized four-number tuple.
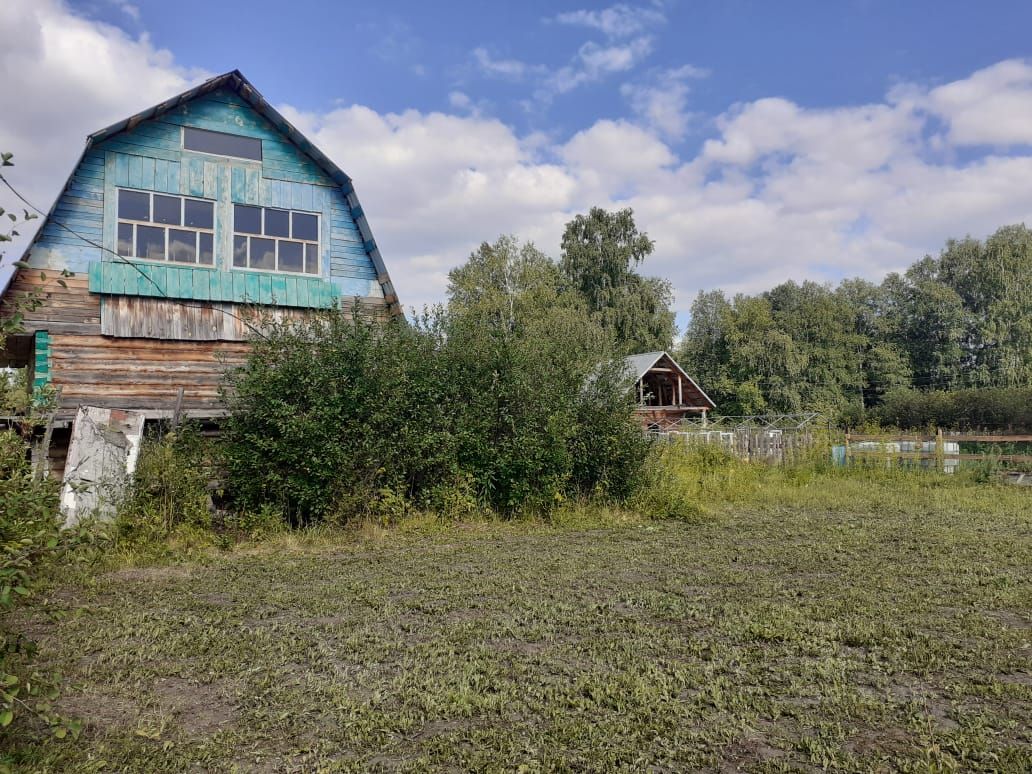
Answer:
(13, 261, 29, 269)
(12, 586, 30, 596)
(0, 710, 12, 727)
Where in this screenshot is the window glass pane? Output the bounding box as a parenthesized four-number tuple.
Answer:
(183, 127, 262, 161)
(304, 243, 319, 274)
(118, 190, 149, 221)
(169, 229, 196, 263)
(198, 233, 214, 266)
(235, 204, 261, 234)
(279, 241, 303, 273)
(136, 225, 165, 260)
(117, 223, 134, 256)
(233, 235, 248, 267)
(264, 209, 289, 237)
(292, 212, 318, 241)
(153, 195, 181, 225)
(185, 199, 214, 229)
(250, 237, 275, 270)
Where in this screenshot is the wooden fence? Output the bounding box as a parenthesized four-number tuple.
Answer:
(653, 427, 818, 464)
(844, 431, 1032, 467)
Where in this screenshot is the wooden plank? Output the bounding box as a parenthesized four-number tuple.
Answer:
(245, 168, 259, 204)
(245, 273, 260, 304)
(154, 159, 168, 192)
(168, 161, 181, 193)
(231, 166, 246, 202)
(188, 157, 205, 196)
(203, 161, 218, 199)
(127, 154, 144, 188)
(140, 156, 155, 190)
(115, 153, 130, 187)
(192, 268, 209, 301)
(232, 272, 247, 303)
(270, 275, 287, 305)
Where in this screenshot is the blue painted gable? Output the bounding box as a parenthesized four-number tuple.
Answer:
(25, 71, 397, 311)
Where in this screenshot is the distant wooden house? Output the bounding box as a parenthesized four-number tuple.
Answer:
(0, 70, 399, 481)
(623, 351, 715, 428)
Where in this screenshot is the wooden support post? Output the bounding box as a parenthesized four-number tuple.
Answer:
(33, 387, 62, 481)
(935, 427, 944, 471)
(677, 375, 683, 406)
(638, 379, 644, 405)
(171, 387, 185, 430)
(701, 409, 708, 428)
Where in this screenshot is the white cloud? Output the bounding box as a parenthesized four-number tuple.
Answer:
(621, 64, 709, 140)
(552, 3, 666, 39)
(4, 1, 1032, 325)
(471, 47, 537, 80)
(0, 0, 206, 207)
(0, 0, 207, 282)
(541, 36, 654, 98)
(921, 58, 1032, 146)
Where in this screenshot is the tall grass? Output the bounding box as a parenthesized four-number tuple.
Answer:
(628, 439, 1030, 521)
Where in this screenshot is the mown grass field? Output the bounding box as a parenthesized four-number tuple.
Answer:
(7, 465, 1032, 772)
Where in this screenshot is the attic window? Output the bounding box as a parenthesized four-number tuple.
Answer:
(183, 127, 262, 161)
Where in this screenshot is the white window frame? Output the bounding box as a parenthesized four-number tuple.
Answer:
(232, 204, 321, 276)
(115, 188, 216, 268)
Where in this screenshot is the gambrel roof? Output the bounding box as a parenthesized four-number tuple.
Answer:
(7, 69, 399, 313)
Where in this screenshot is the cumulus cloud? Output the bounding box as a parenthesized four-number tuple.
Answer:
(551, 3, 667, 39)
(4, 0, 1032, 323)
(0, 0, 206, 209)
(922, 58, 1032, 146)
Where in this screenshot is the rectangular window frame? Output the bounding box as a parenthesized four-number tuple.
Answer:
(182, 126, 263, 162)
(232, 204, 321, 277)
(115, 188, 217, 269)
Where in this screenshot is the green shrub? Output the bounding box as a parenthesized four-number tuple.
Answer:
(116, 425, 213, 542)
(221, 307, 649, 524)
(0, 430, 79, 738)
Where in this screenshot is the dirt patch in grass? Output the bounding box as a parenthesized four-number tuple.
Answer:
(151, 677, 239, 737)
(103, 565, 194, 583)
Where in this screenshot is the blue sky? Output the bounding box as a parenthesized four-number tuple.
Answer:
(4, 0, 1032, 325)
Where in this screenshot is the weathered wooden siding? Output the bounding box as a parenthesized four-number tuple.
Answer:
(101, 295, 388, 341)
(48, 335, 250, 413)
(0, 271, 99, 335)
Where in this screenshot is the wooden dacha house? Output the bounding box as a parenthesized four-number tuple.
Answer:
(623, 351, 716, 428)
(0, 70, 399, 502)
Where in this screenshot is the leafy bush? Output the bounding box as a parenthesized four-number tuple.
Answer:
(116, 425, 213, 543)
(0, 430, 78, 738)
(221, 305, 650, 524)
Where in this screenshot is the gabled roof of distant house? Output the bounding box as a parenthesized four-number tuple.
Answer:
(5, 69, 398, 311)
(622, 350, 717, 409)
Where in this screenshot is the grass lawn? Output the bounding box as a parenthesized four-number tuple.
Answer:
(6, 469, 1032, 772)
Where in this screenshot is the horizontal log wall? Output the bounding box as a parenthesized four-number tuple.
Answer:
(49, 334, 250, 413)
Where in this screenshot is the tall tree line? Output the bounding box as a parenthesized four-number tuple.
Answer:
(677, 224, 1032, 418)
